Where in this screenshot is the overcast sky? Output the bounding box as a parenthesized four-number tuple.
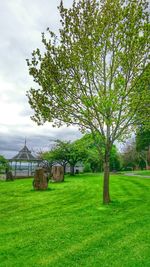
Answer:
(0, 0, 83, 158)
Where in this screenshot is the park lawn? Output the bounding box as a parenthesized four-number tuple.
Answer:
(0, 173, 150, 267)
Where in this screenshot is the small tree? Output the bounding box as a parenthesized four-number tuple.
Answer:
(67, 140, 87, 175)
(77, 133, 104, 172)
(42, 141, 69, 172)
(42, 139, 86, 175)
(0, 155, 9, 174)
(136, 127, 150, 169)
(79, 133, 120, 172)
(110, 146, 121, 172)
(27, 0, 149, 203)
(121, 138, 142, 170)
(84, 148, 103, 172)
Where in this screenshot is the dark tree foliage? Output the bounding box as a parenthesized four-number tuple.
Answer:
(136, 127, 150, 169)
(0, 155, 9, 173)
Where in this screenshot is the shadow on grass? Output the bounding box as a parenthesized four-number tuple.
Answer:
(50, 180, 70, 184)
(30, 188, 55, 193)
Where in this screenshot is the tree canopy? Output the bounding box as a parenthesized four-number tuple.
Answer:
(42, 139, 86, 175)
(41, 133, 121, 174)
(136, 128, 150, 152)
(27, 0, 150, 203)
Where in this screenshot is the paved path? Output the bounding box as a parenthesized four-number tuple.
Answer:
(124, 173, 150, 179)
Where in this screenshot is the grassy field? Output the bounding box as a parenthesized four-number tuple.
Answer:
(0, 173, 150, 267)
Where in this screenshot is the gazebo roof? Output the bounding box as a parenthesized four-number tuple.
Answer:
(11, 141, 38, 161)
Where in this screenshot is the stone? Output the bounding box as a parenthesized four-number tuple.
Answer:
(51, 166, 64, 182)
(0, 174, 6, 181)
(33, 168, 48, 190)
(6, 171, 14, 181)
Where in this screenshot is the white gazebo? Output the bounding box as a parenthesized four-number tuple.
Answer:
(9, 141, 41, 177)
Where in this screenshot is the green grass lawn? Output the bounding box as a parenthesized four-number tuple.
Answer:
(0, 173, 150, 267)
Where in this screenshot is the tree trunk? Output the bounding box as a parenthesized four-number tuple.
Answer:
(146, 147, 150, 170)
(70, 165, 75, 175)
(91, 164, 95, 173)
(63, 164, 66, 174)
(103, 146, 111, 204)
(144, 159, 148, 170)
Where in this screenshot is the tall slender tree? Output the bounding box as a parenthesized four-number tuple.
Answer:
(136, 127, 150, 169)
(27, 0, 150, 203)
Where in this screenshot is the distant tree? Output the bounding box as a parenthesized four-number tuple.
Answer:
(77, 133, 104, 172)
(110, 146, 121, 172)
(84, 148, 102, 173)
(42, 139, 86, 175)
(42, 141, 69, 172)
(0, 155, 9, 173)
(136, 128, 150, 151)
(136, 128, 150, 169)
(27, 0, 149, 203)
(67, 140, 87, 175)
(77, 133, 121, 172)
(41, 150, 56, 167)
(120, 138, 146, 171)
(121, 141, 137, 171)
(135, 66, 150, 130)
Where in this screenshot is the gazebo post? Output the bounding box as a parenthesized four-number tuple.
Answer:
(31, 162, 32, 176)
(15, 162, 17, 177)
(28, 162, 29, 177)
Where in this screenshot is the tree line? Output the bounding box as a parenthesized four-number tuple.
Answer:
(0, 127, 149, 176)
(40, 133, 120, 175)
(39, 128, 150, 174)
(122, 127, 150, 171)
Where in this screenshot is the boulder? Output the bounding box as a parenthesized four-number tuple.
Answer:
(51, 166, 64, 182)
(6, 171, 14, 181)
(33, 168, 48, 190)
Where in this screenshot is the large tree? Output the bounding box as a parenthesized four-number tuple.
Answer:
(27, 0, 150, 204)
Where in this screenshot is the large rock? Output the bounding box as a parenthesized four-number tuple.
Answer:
(51, 166, 64, 182)
(33, 168, 48, 190)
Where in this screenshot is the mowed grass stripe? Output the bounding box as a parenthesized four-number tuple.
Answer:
(0, 173, 149, 267)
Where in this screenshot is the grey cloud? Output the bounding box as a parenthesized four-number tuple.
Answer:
(0, 0, 79, 158)
(19, 107, 33, 117)
(0, 125, 82, 159)
(0, 1, 53, 83)
(0, 0, 73, 87)
(0, 134, 50, 158)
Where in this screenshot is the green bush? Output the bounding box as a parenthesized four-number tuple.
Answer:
(0, 155, 9, 174)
